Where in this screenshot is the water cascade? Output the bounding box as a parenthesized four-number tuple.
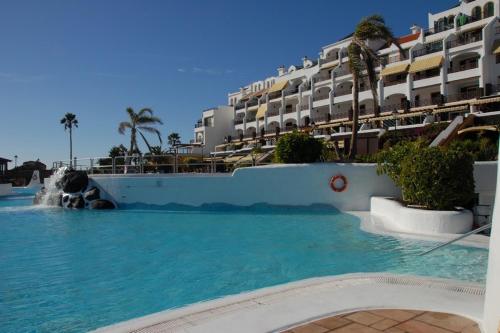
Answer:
(34, 167, 116, 209)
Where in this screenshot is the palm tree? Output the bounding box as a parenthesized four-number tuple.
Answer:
(118, 107, 163, 154)
(347, 15, 402, 159)
(60, 113, 78, 168)
(167, 132, 181, 147)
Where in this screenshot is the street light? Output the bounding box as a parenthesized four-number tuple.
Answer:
(14, 155, 18, 168)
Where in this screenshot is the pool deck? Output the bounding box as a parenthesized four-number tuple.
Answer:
(92, 274, 485, 333)
(283, 309, 480, 333)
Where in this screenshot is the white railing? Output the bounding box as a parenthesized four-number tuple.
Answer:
(52, 155, 271, 175)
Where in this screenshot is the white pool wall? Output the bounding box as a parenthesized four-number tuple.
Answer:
(90, 162, 497, 212)
(91, 163, 399, 211)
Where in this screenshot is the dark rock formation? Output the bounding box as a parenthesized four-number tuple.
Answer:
(60, 171, 88, 193)
(69, 194, 85, 209)
(90, 199, 116, 210)
(83, 187, 100, 201)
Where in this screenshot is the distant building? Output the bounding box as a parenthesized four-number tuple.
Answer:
(193, 0, 500, 155)
(0, 157, 12, 176)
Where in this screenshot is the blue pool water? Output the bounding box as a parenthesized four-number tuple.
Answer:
(0, 192, 488, 333)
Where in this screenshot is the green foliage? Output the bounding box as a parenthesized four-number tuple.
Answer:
(448, 137, 498, 161)
(275, 131, 324, 163)
(377, 140, 475, 210)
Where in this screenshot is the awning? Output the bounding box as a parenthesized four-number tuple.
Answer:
(433, 105, 469, 114)
(268, 80, 288, 94)
(256, 104, 267, 119)
(408, 55, 443, 73)
(320, 60, 339, 70)
(472, 96, 500, 105)
(458, 125, 498, 135)
(380, 63, 409, 77)
(492, 40, 500, 54)
(224, 155, 243, 163)
(246, 89, 268, 100)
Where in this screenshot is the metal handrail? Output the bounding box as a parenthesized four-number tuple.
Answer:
(419, 223, 492, 256)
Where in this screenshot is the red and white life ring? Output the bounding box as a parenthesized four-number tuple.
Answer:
(330, 174, 348, 192)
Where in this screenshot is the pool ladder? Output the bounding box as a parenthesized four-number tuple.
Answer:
(419, 223, 492, 256)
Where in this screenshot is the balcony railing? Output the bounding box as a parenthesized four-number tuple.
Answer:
(413, 70, 440, 81)
(235, 103, 245, 110)
(314, 76, 331, 83)
(423, 25, 454, 37)
(381, 103, 407, 113)
(446, 32, 482, 49)
(313, 114, 331, 123)
(448, 61, 479, 73)
(246, 117, 256, 122)
(247, 100, 258, 107)
(267, 110, 280, 117)
(334, 69, 351, 77)
(284, 107, 295, 114)
(234, 119, 244, 125)
(194, 121, 203, 128)
(332, 111, 349, 120)
(411, 97, 442, 108)
(313, 95, 330, 102)
(445, 88, 483, 103)
(384, 78, 407, 87)
(412, 41, 443, 58)
(359, 108, 375, 116)
(284, 88, 299, 96)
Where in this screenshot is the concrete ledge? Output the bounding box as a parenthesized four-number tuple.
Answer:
(91, 273, 485, 333)
(371, 197, 473, 235)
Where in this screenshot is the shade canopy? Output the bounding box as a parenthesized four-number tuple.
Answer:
(256, 104, 268, 119)
(380, 63, 409, 77)
(268, 80, 289, 94)
(408, 55, 443, 73)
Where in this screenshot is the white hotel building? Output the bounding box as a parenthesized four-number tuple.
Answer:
(194, 0, 500, 155)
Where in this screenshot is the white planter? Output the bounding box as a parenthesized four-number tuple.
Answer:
(371, 197, 473, 235)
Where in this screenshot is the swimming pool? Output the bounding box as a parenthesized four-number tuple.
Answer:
(0, 192, 488, 333)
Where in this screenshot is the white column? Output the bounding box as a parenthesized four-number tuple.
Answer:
(483, 143, 500, 333)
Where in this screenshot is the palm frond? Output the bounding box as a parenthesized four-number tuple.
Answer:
(137, 108, 153, 117)
(118, 121, 132, 134)
(136, 115, 163, 125)
(138, 126, 162, 144)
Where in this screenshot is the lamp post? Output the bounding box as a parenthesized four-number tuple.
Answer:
(14, 155, 18, 168)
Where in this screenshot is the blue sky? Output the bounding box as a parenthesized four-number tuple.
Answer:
(0, 0, 458, 166)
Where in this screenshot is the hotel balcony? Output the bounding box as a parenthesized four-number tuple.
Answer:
(445, 87, 483, 103)
(235, 103, 245, 110)
(247, 99, 259, 107)
(194, 119, 203, 128)
(423, 24, 454, 37)
(234, 118, 244, 125)
(446, 31, 482, 50)
(412, 41, 443, 58)
(284, 87, 299, 98)
(267, 109, 280, 117)
(412, 70, 441, 89)
(448, 63, 480, 82)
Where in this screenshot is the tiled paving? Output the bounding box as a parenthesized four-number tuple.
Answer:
(282, 310, 480, 333)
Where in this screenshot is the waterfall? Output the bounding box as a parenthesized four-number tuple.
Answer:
(39, 167, 67, 206)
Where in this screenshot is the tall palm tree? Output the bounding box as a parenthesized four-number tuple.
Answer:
(118, 107, 163, 154)
(167, 132, 181, 147)
(347, 15, 402, 159)
(60, 113, 78, 168)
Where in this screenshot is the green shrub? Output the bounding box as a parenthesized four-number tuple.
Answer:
(275, 131, 323, 163)
(448, 137, 498, 161)
(377, 140, 475, 210)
